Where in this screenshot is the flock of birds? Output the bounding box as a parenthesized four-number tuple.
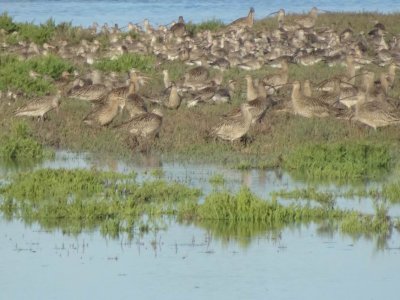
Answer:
(6, 6, 400, 144)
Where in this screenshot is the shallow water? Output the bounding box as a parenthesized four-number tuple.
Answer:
(1, 0, 399, 27)
(1, 152, 400, 299)
(1, 219, 400, 300)
(2, 150, 398, 215)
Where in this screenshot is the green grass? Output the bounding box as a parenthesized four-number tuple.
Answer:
(17, 19, 56, 44)
(272, 187, 335, 206)
(340, 211, 390, 236)
(196, 187, 344, 222)
(0, 168, 201, 237)
(0, 12, 18, 34)
(0, 168, 395, 243)
(94, 53, 157, 73)
(209, 174, 226, 186)
(283, 142, 391, 182)
(0, 12, 400, 188)
(382, 181, 400, 203)
(255, 12, 400, 34)
(0, 54, 73, 96)
(0, 14, 56, 44)
(0, 122, 52, 162)
(186, 19, 225, 36)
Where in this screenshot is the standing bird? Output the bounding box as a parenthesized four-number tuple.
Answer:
(211, 103, 253, 141)
(245, 75, 258, 101)
(83, 92, 126, 126)
(229, 7, 255, 29)
(164, 82, 181, 109)
(295, 7, 319, 29)
(14, 90, 62, 120)
(170, 16, 186, 37)
(82, 71, 147, 126)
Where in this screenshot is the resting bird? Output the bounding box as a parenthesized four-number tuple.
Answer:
(115, 109, 163, 139)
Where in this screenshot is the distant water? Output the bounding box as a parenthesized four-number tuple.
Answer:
(1, 0, 399, 27)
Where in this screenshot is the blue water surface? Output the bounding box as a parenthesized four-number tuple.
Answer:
(1, 0, 399, 27)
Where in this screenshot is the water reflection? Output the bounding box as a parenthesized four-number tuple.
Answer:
(1, 217, 399, 300)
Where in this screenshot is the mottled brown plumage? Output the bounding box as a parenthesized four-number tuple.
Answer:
(15, 90, 61, 120)
(229, 7, 255, 28)
(212, 103, 253, 141)
(116, 109, 163, 139)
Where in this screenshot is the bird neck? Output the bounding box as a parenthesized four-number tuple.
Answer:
(92, 72, 102, 85)
(310, 10, 318, 20)
(163, 72, 170, 89)
(169, 87, 180, 105)
(246, 79, 256, 100)
(129, 79, 138, 94)
(247, 12, 254, 27)
(388, 65, 396, 78)
(257, 83, 267, 98)
(356, 92, 367, 109)
(380, 73, 389, 94)
(303, 82, 312, 97)
(291, 84, 301, 102)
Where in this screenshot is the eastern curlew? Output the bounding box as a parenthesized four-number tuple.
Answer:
(291, 81, 341, 118)
(165, 82, 182, 109)
(212, 103, 253, 141)
(67, 70, 109, 102)
(353, 91, 400, 129)
(116, 108, 163, 139)
(295, 7, 319, 29)
(229, 7, 255, 29)
(15, 90, 62, 120)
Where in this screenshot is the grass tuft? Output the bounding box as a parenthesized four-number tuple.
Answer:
(0, 122, 50, 161)
(94, 53, 156, 73)
(283, 142, 391, 181)
(0, 54, 73, 96)
(186, 19, 225, 36)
